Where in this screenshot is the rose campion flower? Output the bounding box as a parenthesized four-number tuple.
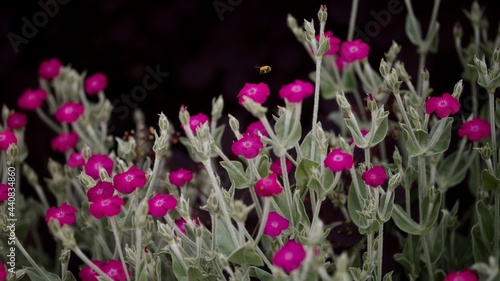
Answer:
(87, 181, 115, 203)
(255, 173, 283, 197)
(0, 263, 7, 281)
(0, 184, 10, 203)
(444, 269, 478, 281)
(168, 168, 193, 187)
(183, 113, 209, 134)
(79, 260, 106, 281)
(278, 80, 314, 103)
(89, 195, 125, 219)
(101, 260, 130, 281)
(85, 72, 108, 95)
(237, 82, 270, 105)
(84, 154, 114, 180)
(339, 39, 370, 63)
(68, 151, 85, 168)
(324, 148, 354, 172)
(245, 120, 268, 137)
(7, 112, 27, 130)
(315, 30, 341, 56)
(51, 132, 79, 152)
(231, 134, 264, 159)
(148, 192, 178, 217)
(270, 157, 293, 176)
(45, 202, 78, 226)
(458, 117, 491, 142)
(38, 58, 62, 80)
(264, 211, 289, 237)
(55, 102, 85, 123)
(272, 240, 306, 273)
(0, 130, 17, 151)
(113, 166, 147, 194)
(17, 88, 47, 110)
(425, 93, 460, 118)
(362, 166, 388, 187)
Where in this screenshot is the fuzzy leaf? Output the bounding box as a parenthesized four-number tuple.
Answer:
(345, 118, 367, 148)
(274, 105, 302, 150)
(401, 124, 424, 157)
(299, 131, 321, 162)
(425, 118, 452, 156)
(405, 14, 422, 46)
(436, 149, 469, 190)
(25, 267, 61, 281)
(476, 200, 494, 246)
(295, 158, 320, 188)
(422, 192, 441, 230)
(471, 225, 490, 263)
(347, 174, 370, 229)
(249, 267, 274, 281)
(228, 242, 264, 266)
(377, 191, 395, 222)
(63, 272, 77, 281)
(215, 218, 237, 257)
(219, 160, 250, 189)
(392, 205, 423, 235)
(481, 169, 500, 191)
(367, 110, 389, 147)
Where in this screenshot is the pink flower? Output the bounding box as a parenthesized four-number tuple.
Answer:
(183, 113, 209, 134)
(148, 192, 178, 217)
(101, 260, 130, 281)
(0, 130, 17, 151)
(316, 31, 341, 56)
(255, 173, 283, 197)
(0, 184, 9, 203)
(245, 120, 269, 137)
(270, 157, 292, 176)
(89, 195, 125, 219)
(264, 211, 289, 237)
(87, 181, 115, 203)
(55, 102, 84, 123)
(68, 152, 85, 168)
(339, 39, 370, 63)
(7, 112, 27, 130)
(278, 80, 314, 103)
(17, 88, 47, 110)
(85, 73, 108, 95)
(231, 134, 264, 159)
(84, 154, 114, 180)
(45, 202, 77, 226)
(458, 117, 491, 141)
(0, 263, 7, 281)
(237, 82, 270, 105)
(38, 58, 62, 80)
(175, 217, 200, 235)
(113, 166, 147, 194)
(272, 240, 306, 273)
(425, 93, 460, 118)
(51, 132, 78, 152)
(168, 168, 193, 187)
(444, 269, 478, 281)
(324, 148, 354, 172)
(79, 260, 106, 281)
(362, 166, 387, 187)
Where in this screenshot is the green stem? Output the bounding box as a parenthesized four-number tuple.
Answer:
(421, 235, 435, 281)
(135, 226, 142, 281)
(253, 197, 270, 246)
(144, 155, 161, 199)
(494, 188, 500, 259)
(72, 246, 114, 281)
(15, 238, 53, 281)
(109, 217, 131, 281)
(352, 88, 368, 122)
(416, 54, 426, 96)
(36, 108, 62, 133)
(376, 223, 384, 281)
(280, 156, 295, 226)
(489, 92, 497, 166)
(347, 0, 359, 40)
(312, 58, 323, 143)
(417, 156, 427, 221)
(394, 93, 421, 151)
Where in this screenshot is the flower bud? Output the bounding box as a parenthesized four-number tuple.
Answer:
(157, 222, 175, 243)
(242, 97, 267, 118)
(135, 200, 149, 228)
(59, 247, 71, 265)
(384, 41, 401, 63)
(287, 14, 298, 30)
(393, 147, 402, 168)
(367, 93, 377, 112)
(379, 59, 389, 77)
(453, 22, 462, 38)
(179, 105, 190, 129)
(303, 19, 316, 41)
(318, 5, 327, 23)
(99, 166, 112, 182)
(474, 143, 495, 161)
(61, 225, 76, 249)
(308, 219, 324, 245)
(395, 62, 410, 82)
(335, 91, 352, 113)
(158, 112, 169, 132)
(81, 144, 92, 161)
(22, 164, 39, 187)
(204, 190, 220, 215)
(473, 56, 488, 76)
(388, 172, 401, 192)
(78, 171, 96, 190)
(228, 114, 240, 133)
(125, 244, 135, 264)
(6, 144, 18, 164)
(231, 200, 253, 223)
(211, 95, 224, 121)
(452, 79, 463, 99)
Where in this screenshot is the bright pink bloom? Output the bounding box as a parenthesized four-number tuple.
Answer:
(55, 102, 84, 123)
(68, 151, 85, 168)
(237, 82, 270, 105)
(101, 260, 130, 281)
(89, 195, 124, 219)
(0, 263, 7, 281)
(255, 173, 283, 197)
(45, 202, 77, 226)
(458, 117, 491, 141)
(175, 217, 200, 235)
(316, 31, 341, 56)
(79, 260, 106, 281)
(0, 130, 17, 151)
(362, 166, 387, 187)
(444, 269, 478, 281)
(425, 93, 460, 118)
(270, 157, 292, 176)
(7, 112, 27, 130)
(231, 134, 264, 159)
(87, 181, 115, 203)
(84, 154, 114, 180)
(278, 80, 314, 103)
(113, 166, 147, 194)
(85, 73, 108, 95)
(324, 148, 354, 172)
(168, 168, 193, 187)
(38, 58, 62, 80)
(339, 39, 370, 63)
(51, 132, 78, 152)
(272, 240, 306, 273)
(17, 88, 47, 110)
(0, 184, 9, 203)
(264, 211, 289, 237)
(245, 120, 269, 137)
(148, 192, 178, 217)
(183, 113, 209, 134)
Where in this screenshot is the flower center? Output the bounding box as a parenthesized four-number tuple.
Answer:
(0, 135, 5, 141)
(349, 46, 359, 53)
(284, 252, 294, 261)
(243, 141, 253, 148)
(155, 199, 164, 207)
(248, 88, 256, 95)
(108, 269, 117, 276)
(125, 174, 134, 182)
(97, 189, 103, 195)
(101, 199, 110, 206)
(438, 100, 447, 107)
(291, 85, 302, 92)
(333, 155, 344, 161)
(470, 125, 478, 132)
(271, 221, 279, 228)
(64, 107, 74, 114)
(56, 211, 65, 218)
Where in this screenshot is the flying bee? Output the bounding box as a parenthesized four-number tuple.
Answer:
(255, 65, 272, 75)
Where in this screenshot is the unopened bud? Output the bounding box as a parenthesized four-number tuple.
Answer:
(232, 200, 253, 223)
(379, 59, 389, 77)
(228, 114, 240, 133)
(452, 79, 463, 99)
(318, 5, 328, 23)
(388, 173, 401, 192)
(211, 95, 224, 121)
(78, 171, 96, 189)
(6, 144, 18, 164)
(453, 22, 462, 38)
(384, 41, 401, 63)
(59, 247, 71, 265)
(179, 105, 190, 128)
(395, 62, 410, 82)
(158, 112, 169, 132)
(367, 93, 377, 112)
(336, 91, 352, 113)
(287, 14, 298, 30)
(22, 164, 39, 187)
